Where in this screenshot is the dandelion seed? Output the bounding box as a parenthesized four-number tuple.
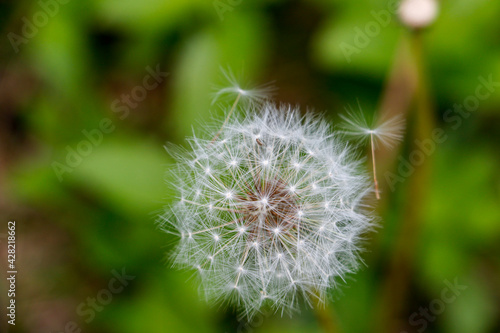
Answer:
(211, 67, 276, 106)
(339, 102, 405, 148)
(210, 68, 276, 144)
(339, 102, 405, 199)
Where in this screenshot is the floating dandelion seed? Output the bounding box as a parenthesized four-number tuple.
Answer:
(210, 68, 276, 144)
(211, 67, 277, 106)
(160, 102, 375, 318)
(339, 102, 405, 199)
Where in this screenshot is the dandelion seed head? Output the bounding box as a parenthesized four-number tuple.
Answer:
(161, 103, 374, 318)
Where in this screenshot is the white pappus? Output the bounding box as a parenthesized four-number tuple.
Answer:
(160, 102, 376, 318)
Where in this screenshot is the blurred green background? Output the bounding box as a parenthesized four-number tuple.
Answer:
(1, 0, 499, 332)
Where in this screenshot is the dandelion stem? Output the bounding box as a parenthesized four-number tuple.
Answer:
(370, 132, 380, 200)
(376, 29, 434, 332)
(211, 92, 242, 143)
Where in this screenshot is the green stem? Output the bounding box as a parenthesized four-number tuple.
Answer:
(377, 29, 435, 332)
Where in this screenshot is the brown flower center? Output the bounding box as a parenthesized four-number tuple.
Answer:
(238, 177, 300, 234)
